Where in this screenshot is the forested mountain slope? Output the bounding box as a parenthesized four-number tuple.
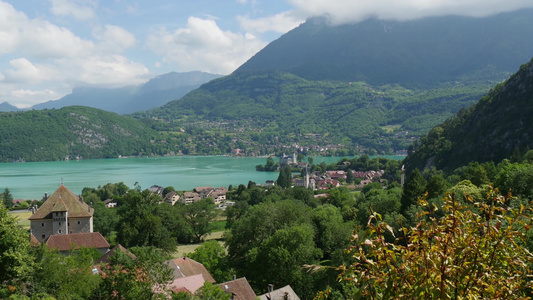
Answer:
(237, 10, 533, 87)
(0, 106, 157, 162)
(138, 10, 533, 154)
(139, 71, 491, 153)
(403, 58, 533, 171)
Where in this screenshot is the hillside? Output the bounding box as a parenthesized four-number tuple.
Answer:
(0, 106, 158, 162)
(137, 10, 533, 155)
(32, 71, 221, 114)
(403, 58, 533, 172)
(237, 10, 533, 87)
(138, 71, 492, 153)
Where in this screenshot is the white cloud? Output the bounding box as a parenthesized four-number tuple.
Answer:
(237, 11, 304, 33)
(288, 0, 533, 24)
(49, 0, 96, 21)
(12, 88, 57, 98)
(73, 55, 149, 86)
(93, 25, 136, 54)
(147, 16, 267, 74)
(0, 1, 150, 107)
(4, 58, 49, 84)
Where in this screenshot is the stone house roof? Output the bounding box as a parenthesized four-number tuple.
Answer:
(46, 232, 109, 252)
(167, 273, 206, 294)
(96, 244, 136, 264)
(30, 233, 41, 246)
(194, 186, 214, 193)
(167, 256, 216, 283)
(218, 277, 257, 300)
(259, 285, 300, 300)
(29, 185, 93, 220)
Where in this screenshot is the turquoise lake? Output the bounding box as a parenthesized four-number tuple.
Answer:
(0, 155, 404, 200)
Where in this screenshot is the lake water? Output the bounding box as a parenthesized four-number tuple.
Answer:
(0, 155, 404, 200)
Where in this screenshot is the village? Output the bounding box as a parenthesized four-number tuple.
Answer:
(16, 154, 388, 299)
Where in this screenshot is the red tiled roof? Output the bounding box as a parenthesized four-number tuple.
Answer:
(96, 244, 136, 264)
(218, 277, 257, 300)
(30, 233, 41, 246)
(46, 232, 109, 252)
(167, 274, 205, 294)
(168, 257, 216, 283)
(29, 185, 93, 220)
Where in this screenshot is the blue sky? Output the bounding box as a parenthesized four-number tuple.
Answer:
(2, 0, 533, 108)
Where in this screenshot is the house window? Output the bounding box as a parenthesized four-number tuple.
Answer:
(59, 230, 62, 234)
(41, 223, 45, 227)
(59, 222, 61, 226)
(42, 235, 45, 239)
(77, 221, 81, 225)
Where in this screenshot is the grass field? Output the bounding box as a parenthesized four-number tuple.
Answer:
(11, 210, 32, 230)
(173, 231, 225, 258)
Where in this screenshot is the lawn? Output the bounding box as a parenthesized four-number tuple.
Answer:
(172, 231, 225, 258)
(11, 210, 32, 230)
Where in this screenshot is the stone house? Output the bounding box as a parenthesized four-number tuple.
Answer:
(29, 184, 94, 243)
(164, 191, 180, 206)
(182, 192, 201, 204)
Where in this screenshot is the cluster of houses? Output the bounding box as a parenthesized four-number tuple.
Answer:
(27, 184, 298, 299)
(280, 154, 385, 191)
(155, 185, 229, 206)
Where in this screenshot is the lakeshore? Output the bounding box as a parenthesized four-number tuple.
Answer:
(0, 155, 404, 200)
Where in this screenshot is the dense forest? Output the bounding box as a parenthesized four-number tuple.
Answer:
(404, 57, 533, 172)
(0, 106, 159, 162)
(136, 70, 494, 154)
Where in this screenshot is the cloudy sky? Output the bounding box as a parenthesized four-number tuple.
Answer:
(2, 0, 533, 108)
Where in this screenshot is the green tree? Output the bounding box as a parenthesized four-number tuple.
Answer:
(2, 188, 13, 208)
(182, 199, 217, 243)
(96, 246, 172, 299)
(225, 200, 312, 276)
(187, 241, 231, 283)
(245, 224, 322, 298)
(311, 205, 352, 260)
(400, 168, 427, 215)
(317, 186, 533, 299)
(32, 247, 103, 299)
(193, 282, 231, 299)
(116, 190, 176, 251)
(276, 165, 292, 188)
(346, 170, 355, 184)
(0, 202, 33, 285)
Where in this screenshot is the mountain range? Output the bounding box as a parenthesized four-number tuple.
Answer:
(0, 102, 20, 112)
(3, 9, 533, 162)
(139, 9, 533, 154)
(31, 71, 221, 114)
(236, 10, 533, 87)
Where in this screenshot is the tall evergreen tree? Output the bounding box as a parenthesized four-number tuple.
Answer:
(2, 188, 13, 208)
(400, 169, 427, 214)
(277, 166, 292, 188)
